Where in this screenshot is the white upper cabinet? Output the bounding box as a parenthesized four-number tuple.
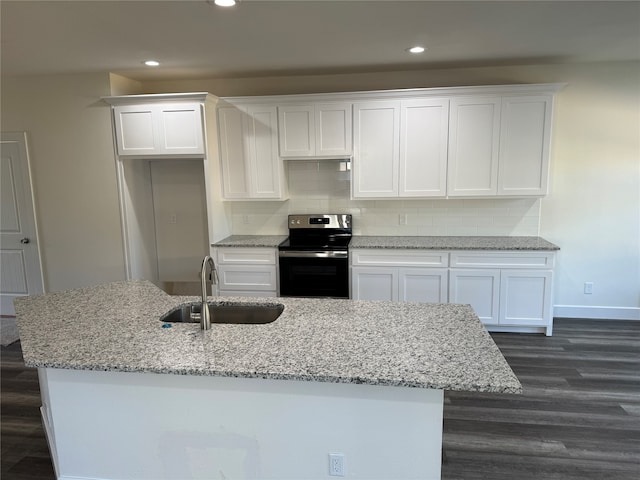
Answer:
(219, 84, 561, 200)
(112, 103, 205, 156)
(353, 98, 449, 198)
(447, 96, 501, 197)
(399, 98, 449, 197)
(498, 95, 553, 196)
(278, 103, 352, 158)
(218, 104, 288, 200)
(352, 101, 401, 198)
(448, 93, 555, 197)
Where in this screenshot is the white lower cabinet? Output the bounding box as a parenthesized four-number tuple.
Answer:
(351, 249, 555, 335)
(449, 251, 555, 335)
(350, 250, 449, 303)
(500, 269, 553, 327)
(213, 247, 278, 297)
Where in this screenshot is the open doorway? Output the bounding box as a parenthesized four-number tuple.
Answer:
(117, 158, 209, 296)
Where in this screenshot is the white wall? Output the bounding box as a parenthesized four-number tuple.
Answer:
(1, 73, 126, 292)
(142, 61, 640, 319)
(150, 159, 208, 283)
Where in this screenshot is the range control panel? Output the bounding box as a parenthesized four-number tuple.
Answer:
(288, 214, 351, 229)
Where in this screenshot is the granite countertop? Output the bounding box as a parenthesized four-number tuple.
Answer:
(350, 236, 560, 250)
(14, 280, 521, 394)
(213, 235, 287, 248)
(214, 235, 559, 251)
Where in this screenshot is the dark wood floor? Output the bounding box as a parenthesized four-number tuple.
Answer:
(2, 318, 639, 479)
(442, 318, 640, 480)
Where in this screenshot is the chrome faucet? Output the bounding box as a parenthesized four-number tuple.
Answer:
(200, 255, 217, 330)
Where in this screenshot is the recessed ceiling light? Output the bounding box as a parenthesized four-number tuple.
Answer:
(214, 0, 236, 6)
(407, 46, 426, 54)
(144, 60, 160, 67)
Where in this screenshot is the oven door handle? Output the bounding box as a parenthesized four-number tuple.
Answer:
(279, 250, 348, 259)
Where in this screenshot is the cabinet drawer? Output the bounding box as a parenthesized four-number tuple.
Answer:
(215, 248, 277, 265)
(217, 265, 277, 291)
(351, 249, 449, 267)
(450, 251, 555, 269)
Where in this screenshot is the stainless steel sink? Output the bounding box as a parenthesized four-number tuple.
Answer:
(160, 302, 284, 325)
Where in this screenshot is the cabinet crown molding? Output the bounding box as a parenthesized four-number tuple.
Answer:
(218, 83, 566, 106)
(102, 92, 217, 106)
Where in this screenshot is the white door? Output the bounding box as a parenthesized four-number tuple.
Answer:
(278, 105, 315, 157)
(315, 103, 352, 156)
(244, 105, 285, 199)
(447, 97, 501, 196)
(352, 101, 400, 198)
(399, 98, 449, 197)
(218, 106, 251, 198)
(498, 95, 552, 196)
(500, 269, 553, 326)
(351, 267, 397, 301)
(399, 268, 448, 303)
(449, 268, 500, 325)
(0, 133, 44, 314)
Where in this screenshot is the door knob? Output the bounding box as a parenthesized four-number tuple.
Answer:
(20, 237, 30, 244)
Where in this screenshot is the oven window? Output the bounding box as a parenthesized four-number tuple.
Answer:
(279, 256, 349, 298)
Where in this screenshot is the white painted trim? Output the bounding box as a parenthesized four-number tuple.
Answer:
(485, 325, 549, 335)
(101, 92, 215, 106)
(554, 305, 640, 321)
(219, 83, 567, 105)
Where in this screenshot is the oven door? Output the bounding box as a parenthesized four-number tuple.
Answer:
(278, 251, 349, 298)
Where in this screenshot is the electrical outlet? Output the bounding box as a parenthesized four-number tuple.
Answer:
(328, 453, 345, 477)
(243, 214, 250, 224)
(169, 213, 177, 224)
(399, 214, 407, 226)
(584, 282, 594, 294)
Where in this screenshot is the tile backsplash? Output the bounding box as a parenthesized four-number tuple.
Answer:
(229, 161, 541, 236)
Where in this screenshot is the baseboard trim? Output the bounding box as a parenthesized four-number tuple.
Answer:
(554, 305, 640, 321)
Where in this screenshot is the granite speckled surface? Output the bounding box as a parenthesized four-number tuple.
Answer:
(14, 280, 521, 394)
(213, 235, 287, 248)
(350, 235, 559, 251)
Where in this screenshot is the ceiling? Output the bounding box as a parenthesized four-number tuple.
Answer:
(2, 0, 639, 81)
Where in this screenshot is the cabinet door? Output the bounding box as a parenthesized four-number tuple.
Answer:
(448, 97, 501, 196)
(500, 269, 552, 326)
(156, 103, 204, 155)
(218, 107, 251, 198)
(315, 103, 352, 156)
(351, 267, 397, 301)
(449, 269, 500, 324)
(278, 105, 315, 157)
(498, 95, 552, 196)
(352, 101, 400, 198)
(245, 105, 287, 199)
(399, 99, 449, 197)
(113, 105, 157, 155)
(399, 268, 448, 303)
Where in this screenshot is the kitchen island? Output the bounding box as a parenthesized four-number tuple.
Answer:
(16, 280, 520, 480)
